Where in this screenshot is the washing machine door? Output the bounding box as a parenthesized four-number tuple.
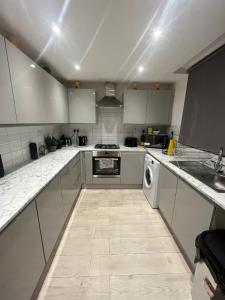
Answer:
(144, 165, 153, 188)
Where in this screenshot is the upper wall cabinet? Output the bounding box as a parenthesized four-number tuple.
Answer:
(68, 89, 96, 123)
(123, 89, 173, 125)
(0, 35, 17, 124)
(146, 90, 173, 125)
(45, 75, 68, 123)
(5, 40, 68, 124)
(123, 90, 148, 124)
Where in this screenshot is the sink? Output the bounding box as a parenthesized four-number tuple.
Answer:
(170, 160, 225, 193)
(170, 161, 215, 175)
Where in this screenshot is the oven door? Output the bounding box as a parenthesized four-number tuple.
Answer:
(93, 156, 121, 177)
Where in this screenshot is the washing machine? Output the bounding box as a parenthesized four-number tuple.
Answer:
(143, 153, 160, 208)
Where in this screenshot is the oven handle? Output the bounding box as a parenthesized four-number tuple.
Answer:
(93, 158, 119, 161)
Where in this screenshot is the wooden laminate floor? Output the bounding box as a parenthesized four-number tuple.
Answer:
(38, 189, 192, 300)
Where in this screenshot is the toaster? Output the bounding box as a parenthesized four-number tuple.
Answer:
(125, 137, 138, 147)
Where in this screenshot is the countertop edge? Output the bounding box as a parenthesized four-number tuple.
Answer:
(147, 149, 225, 210)
(0, 146, 146, 233)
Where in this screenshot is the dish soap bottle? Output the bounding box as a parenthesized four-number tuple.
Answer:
(167, 131, 177, 155)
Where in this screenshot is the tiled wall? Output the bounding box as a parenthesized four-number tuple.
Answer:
(0, 125, 62, 174)
(61, 107, 168, 145)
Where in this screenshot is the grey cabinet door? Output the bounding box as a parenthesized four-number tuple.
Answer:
(45, 76, 69, 123)
(146, 90, 173, 125)
(158, 165, 178, 225)
(36, 176, 65, 261)
(121, 152, 145, 184)
(123, 90, 148, 124)
(6, 39, 68, 124)
(60, 163, 75, 217)
(6, 40, 49, 123)
(171, 179, 214, 268)
(68, 89, 96, 123)
(0, 202, 45, 300)
(0, 36, 17, 124)
(85, 151, 93, 184)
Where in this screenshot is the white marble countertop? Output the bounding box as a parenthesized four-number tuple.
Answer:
(0, 145, 145, 233)
(2, 144, 223, 234)
(147, 149, 225, 210)
(0, 148, 80, 233)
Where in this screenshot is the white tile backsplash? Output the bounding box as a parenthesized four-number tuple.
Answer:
(0, 125, 62, 174)
(63, 108, 168, 146)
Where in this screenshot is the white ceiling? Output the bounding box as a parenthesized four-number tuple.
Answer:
(0, 0, 225, 82)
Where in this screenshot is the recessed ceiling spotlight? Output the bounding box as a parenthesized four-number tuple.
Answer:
(75, 64, 81, 71)
(153, 28, 162, 40)
(30, 64, 36, 68)
(138, 65, 144, 73)
(51, 23, 61, 36)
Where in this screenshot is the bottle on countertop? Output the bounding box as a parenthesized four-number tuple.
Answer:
(0, 154, 5, 178)
(167, 131, 177, 155)
(140, 129, 146, 146)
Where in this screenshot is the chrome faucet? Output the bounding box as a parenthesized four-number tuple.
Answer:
(214, 146, 224, 173)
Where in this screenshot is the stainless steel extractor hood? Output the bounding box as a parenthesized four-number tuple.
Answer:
(97, 83, 123, 108)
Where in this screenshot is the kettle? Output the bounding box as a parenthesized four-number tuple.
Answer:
(78, 136, 88, 146)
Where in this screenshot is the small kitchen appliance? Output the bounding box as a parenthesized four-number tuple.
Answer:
(145, 134, 169, 149)
(125, 137, 138, 147)
(78, 136, 88, 146)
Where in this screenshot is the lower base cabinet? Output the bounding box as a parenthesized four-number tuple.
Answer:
(158, 165, 178, 225)
(36, 176, 65, 261)
(171, 179, 214, 269)
(0, 153, 82, 299)
(0, 202, 45, 300)
(85, 151, 93, 184)
(60, 156, 81, 216)
(120, 152, 145, 185)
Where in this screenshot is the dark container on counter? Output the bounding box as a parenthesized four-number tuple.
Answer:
(0, 154, 5, 178)
(29, 143, 38, 160)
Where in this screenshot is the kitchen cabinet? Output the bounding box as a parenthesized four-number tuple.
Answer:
(146, 90, 173, 125)
(121, 152, 145, 184)
(60, 155, 81, 216)
(60, 163, 75, 217)
(0, 35, 17, 124)
(0, 201, 45, 300)
(158, 165, 178, 226)
(171, 179, 214, 269)
(68, 89, 96, 123)
(84, 151, 93, 184)
(5, 39, 68, 124)
(35, 176, 65, 261)
(45, 74, 68, 123)
(123, 90, 148, 124)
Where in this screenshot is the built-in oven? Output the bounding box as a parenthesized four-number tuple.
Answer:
(92, 151, 121, 178)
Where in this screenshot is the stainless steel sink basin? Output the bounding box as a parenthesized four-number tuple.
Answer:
(170, 160, 225, 192)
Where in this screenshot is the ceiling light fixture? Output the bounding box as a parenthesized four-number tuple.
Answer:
(30, 64, 36, 68)
(153, 28, 162, 40)
(75, 64, 81, 71)
(51, 23, 61, 36)
(138, 65, 144, 73)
